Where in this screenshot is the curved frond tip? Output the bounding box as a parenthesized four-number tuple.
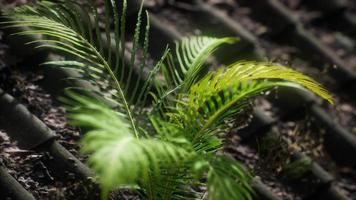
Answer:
(164, 36, 239, 89)
(173, 60, 333, 145)
(222, 61, 333, 104)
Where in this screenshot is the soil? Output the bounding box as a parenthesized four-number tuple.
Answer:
(274, 114, 356, 199)
(279, 0, 356, 73)
(0, 0, 96, 197)
(226, 101, 356, 199)
(154, 6, 201, 36)
(0, 31, 100, 200)
(225, 133, 303, 200)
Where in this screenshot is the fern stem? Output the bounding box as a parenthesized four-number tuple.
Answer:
(126, 0, 144, 93)
(74, 30, 139, 138)
(154, 84, 182, 112)
(96, 50, 139, 138)
(111, 0, 121, 75)
(130, 11, 150, 104)
(120, 0, 127, 82)
(103, 0, 112, 67)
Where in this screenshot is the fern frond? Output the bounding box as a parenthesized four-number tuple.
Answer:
(172, 61, 333, 145)
(130, 11, 151, 104)
(165, 36, 238, 90)
(223, 61, 333, 103)
(144, 164, 200, 200)
(62, 92, 191, 199)
(126, 0, 144, 93)
(84, 133, 190, 199)
(153, 36, 238, 115)
(207, 155, 253, 200)
(178, 80, 274, 145)
(2, 1, 334, 199)
(1, 0, 145, 136)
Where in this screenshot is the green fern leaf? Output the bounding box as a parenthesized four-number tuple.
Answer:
(154, 36, 238, 114)
(62, 92, 191, 199)
(1, 0, 145, 136)
(172, 60, 333, 145)
(165, 36, 239, 90)
(223, 61, 333, 103)
(2, 1, 334, 200)
(207, 155, 253, 200)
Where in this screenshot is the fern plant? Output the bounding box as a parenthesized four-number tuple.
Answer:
(1, 0, 333, 199)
